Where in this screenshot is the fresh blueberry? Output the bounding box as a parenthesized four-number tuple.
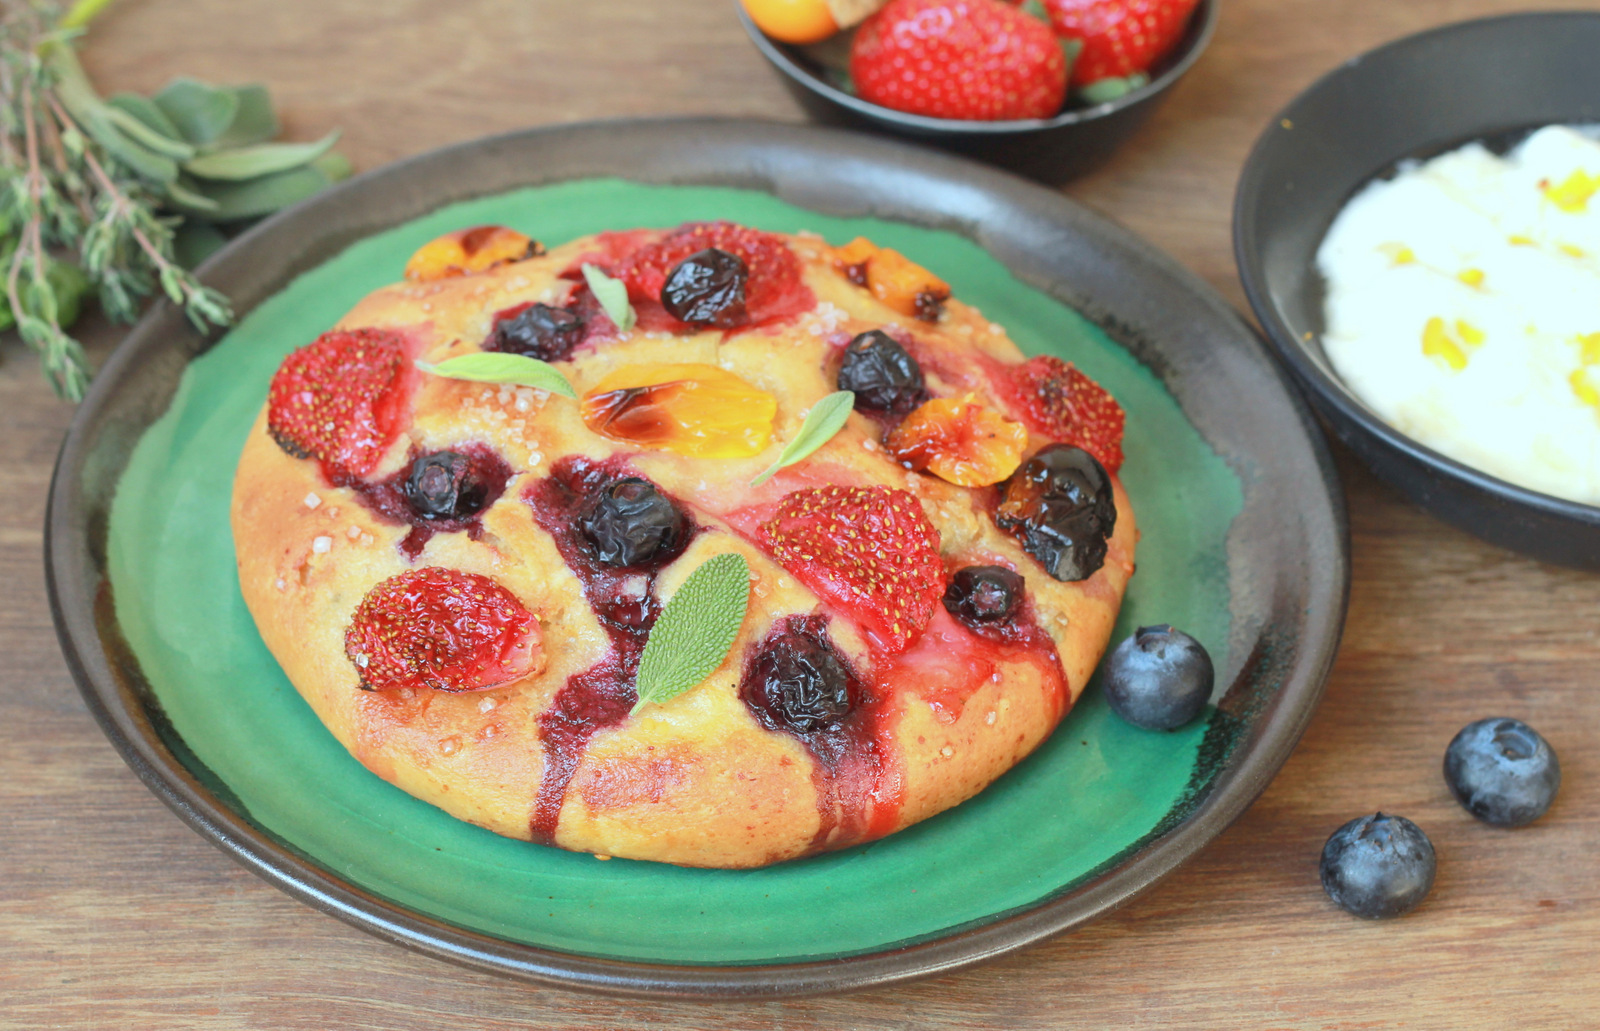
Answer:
(402, 450, 491, 521)
(994, 444, 1115, 582)
(943, 565, 1023, 629)
(661, 247, 748, 327)
(740, 616, 856, 734)
(576, 476, 688, 569)
(1101, 624, 1213, 730)
(1443, 717, 1560, 828)
(836, 330, 924, 413)
(1320, 812, 1436, 919)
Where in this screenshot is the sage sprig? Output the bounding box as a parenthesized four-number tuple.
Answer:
(750, 390, 855, 486)
(581, 263, 635, 333)
(415, 353, 577, 399)
(631, 552, 751, 716)
(0, 0, 350, 400)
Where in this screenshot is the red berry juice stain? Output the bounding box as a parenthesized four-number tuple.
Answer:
(351, 443, 512, 561)
(522, 456, 698, 846)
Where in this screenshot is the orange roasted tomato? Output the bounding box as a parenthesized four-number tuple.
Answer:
(741, 0, 839, 43)
(886, 394, 1029, 486)
(581, 363, 777, 459)
(832, 237, 951, 322)
(403, 225, 543, 282)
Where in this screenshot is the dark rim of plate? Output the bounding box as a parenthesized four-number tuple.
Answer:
(47, 117, 1348, 999)
(734, 0, 1219, 134)
(1234, 11, 1600, 528)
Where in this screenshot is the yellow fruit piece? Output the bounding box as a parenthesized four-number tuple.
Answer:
(1577, 333, 1600, 365)
(832, 237, 951, 322)
(1456, 268, 1486, 289)
(1379, 243, 1416, 265)
(1560, 243, 1587, 259)
(404, 226, 542, 282)
(1508, 234, 1536, 247)
(1455, 320, 1486, 347)
(1543, 169, 1599, 213)
(741, 0, 838, 42)
(1570, 369, 1600, 409)
(885, 395, 1028, 487)
(1422, 316, 1468, 372)
(582, 363, 776, 458)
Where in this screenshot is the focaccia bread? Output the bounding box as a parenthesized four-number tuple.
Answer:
(231, 220, 1136, 868)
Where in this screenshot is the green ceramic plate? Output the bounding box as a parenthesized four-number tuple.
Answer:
(49, 119, 1347, 997)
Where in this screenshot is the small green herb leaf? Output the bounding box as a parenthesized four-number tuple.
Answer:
(183, 131, 340, 181)
(750, 390, 855, 486)
(632, 553, 751, 716)
(415, 353, 577, 398)
(153, 78, 240, 145)
(207, 85, 280, 150)
(582, 263, 635, 333)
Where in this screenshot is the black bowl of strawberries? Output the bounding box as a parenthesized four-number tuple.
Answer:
(736, 0, 1217, 183)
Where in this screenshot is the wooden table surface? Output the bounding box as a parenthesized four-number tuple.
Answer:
(5, 0, 1598, 1026)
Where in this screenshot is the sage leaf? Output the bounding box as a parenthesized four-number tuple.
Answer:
(104, 105, 196, 161)
(750, 390, 855, 486)
(186, 154, 343, 220)
(207, 85, 280, 150)
(632, 552, 751, 715)
(415, 352, 577, 398)
(183, 131, 340, 181)
(173, 220, 229, 270)
(581, 263, 635, 333)
(154, 78, 240, 145)
(162, 175, 222, 215)
(107, 92, 184, 143)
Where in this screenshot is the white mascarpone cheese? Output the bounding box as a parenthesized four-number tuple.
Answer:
(1317, 125, 1600, 505)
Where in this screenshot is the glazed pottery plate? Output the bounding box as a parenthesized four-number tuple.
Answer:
(48, 119, 1347, 998)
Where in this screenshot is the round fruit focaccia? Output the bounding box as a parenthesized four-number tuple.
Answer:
(232, 220, 1136, 868)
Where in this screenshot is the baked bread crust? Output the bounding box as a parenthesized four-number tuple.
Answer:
(232, 226, 1136, 868)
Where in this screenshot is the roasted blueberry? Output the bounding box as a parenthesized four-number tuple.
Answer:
(1444, 717, 1560, 827)
(402, 450, 492, 521)
(943, 565, 1023, 630)
(1320, 813, 1436, 919)
(995, 444, 1115, 582)
(661, 247, 748, 327)
(491, 302, 586, 362)
(1102, 624, 1214, 730)
(836, 330, 924, 413)
(741, 616, 855, 734)
(576, 476, 688, 569)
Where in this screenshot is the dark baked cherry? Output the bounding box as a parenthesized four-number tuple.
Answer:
(836, 330, 924, 413)
(943, 565, 1024, 629)
(491, 302, 586, 362)
(995, 444, 1116, 582)
(660, 247, 748, 327)
(741, 616, 856, 734)
(401, 450, 492, 521)
(576, 476, 688, 569)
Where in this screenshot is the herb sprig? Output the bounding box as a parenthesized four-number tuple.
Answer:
(1, 0, 350, 400)
(631, 552, 751, 715)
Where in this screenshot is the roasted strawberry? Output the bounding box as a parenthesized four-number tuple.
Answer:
(267, 328, 414, 481)
(993, 355, 1124, 473)
(615, 222, 814, 327)
(345, 567, 544, 693)
(886, 395, 1029, 487)
(850, 0, 1068, 121)
(758, 485, 943, 653)
(1041, 0, 1201, 87)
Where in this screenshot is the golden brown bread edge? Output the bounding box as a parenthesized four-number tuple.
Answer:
(231, 230, 1137, 868)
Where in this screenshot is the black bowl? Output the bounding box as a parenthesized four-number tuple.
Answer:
(1234, 11, 1600, 570)
(736, 0, 1216, 183)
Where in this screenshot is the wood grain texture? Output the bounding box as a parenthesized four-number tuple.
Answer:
(4, 0, 1599, 1027)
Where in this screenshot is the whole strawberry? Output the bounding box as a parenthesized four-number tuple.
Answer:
(850, 0, 1067, 121)
(1042, 0, 1200, 87)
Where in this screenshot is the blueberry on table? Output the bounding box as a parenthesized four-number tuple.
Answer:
(1320, 813, 1436, 919)
(836, 330, 924, 413)
(576, 476, 688, 570)
(1444, 717, 1560, 828)
(1101, 624, 1213, 730)
(660, 247, 749, 327)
